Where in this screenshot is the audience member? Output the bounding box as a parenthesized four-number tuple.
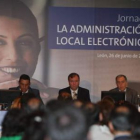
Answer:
(46, 103, 88, 140)
(88, 100, 114, 140)
(10, 97, 21, 109)
(1, 108, 27, 140)
(22, 110, 48, 140)
(109, 105, 135, 140)
(115, 101, 139, 118)
(20, 93, 44, 113)
(102, 96, 115, 105)
(82, 102, 100, 127)
(46, 99, 67, 113)
(131, 113, 140, 140)
(57, 91, 72, 101)
(73, 100, 84, 108)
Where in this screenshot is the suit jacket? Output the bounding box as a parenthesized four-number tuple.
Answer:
(59, 86, 91, 102)
(114, 135, 131, 140)
(110, 87, 139, 105)
(9, 86, 43, 103)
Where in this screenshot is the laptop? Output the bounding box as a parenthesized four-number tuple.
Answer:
(101, 91, 125, 102)
(0, 90, 21, 104)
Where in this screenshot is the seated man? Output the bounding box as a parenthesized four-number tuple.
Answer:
(110, 74, 139, 105)
(58, 73, 91, 102)
(9, 74, 43, 103)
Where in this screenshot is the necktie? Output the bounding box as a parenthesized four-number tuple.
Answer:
(22, 92, 26, 95)
(73, 92, 77, 100)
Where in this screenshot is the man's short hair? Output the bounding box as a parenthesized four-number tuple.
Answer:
(116, 74, 127, 82)
(47, 104, 88, 140)
(19, 74, 30, 82)
(68, 73, 80, 81)
(110, 106, 134, 131)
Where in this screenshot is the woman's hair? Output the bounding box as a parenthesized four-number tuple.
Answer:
(0, 0, 39, 38)
(2, 108, 27, 136)
(97, 100, 114, 125)
(22, 110, 48, 140)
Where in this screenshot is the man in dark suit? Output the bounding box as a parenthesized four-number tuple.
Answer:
(9, 74, 43, 103)
(59, 73, 91, 102)
(110, 74, 139, 105)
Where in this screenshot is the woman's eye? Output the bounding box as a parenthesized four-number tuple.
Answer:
(0, 39, 6, 45)
(17, 40, 33, 47)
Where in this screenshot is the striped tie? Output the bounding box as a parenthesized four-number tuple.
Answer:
(73, 92, 77, 100)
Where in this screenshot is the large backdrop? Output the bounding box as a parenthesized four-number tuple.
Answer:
(2, 0, 140, 103)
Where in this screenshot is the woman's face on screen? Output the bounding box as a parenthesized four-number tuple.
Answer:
(0, 16, 40, 83)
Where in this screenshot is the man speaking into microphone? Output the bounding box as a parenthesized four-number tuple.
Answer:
(9, 74, 43, 103)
